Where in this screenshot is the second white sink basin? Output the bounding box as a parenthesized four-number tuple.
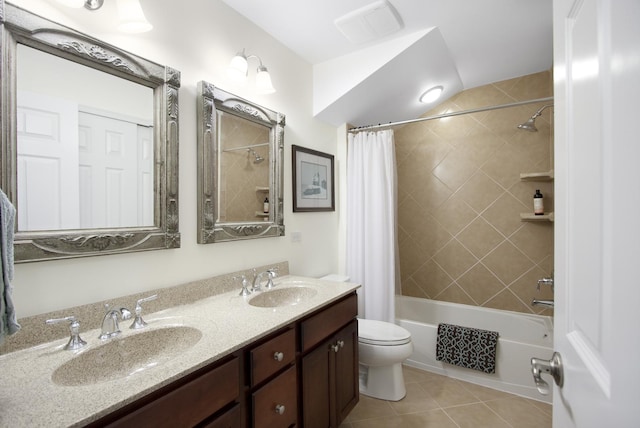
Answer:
(248, 286, 317, 308)
(52, 325, 202, 386)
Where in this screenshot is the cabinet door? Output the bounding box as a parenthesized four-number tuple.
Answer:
(301, 342, 331, 428)
(333, 320, 359, 427)
(301, 320, 359, 428)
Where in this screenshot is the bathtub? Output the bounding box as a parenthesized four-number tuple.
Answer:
(396, 295, 554, 403)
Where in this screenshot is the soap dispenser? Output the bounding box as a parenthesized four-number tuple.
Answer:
(533, 189, 544, 215)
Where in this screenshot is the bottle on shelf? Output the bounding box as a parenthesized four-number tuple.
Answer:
(263, 197, 269, 214)
(534, 189, 544, 215)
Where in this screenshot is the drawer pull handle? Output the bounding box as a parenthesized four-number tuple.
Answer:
(273, 351, 284, 362)
(275, 404, 286, 415)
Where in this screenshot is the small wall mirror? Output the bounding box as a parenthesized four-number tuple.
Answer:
(1, 2, 181, 261)
(196, 82, 285, 243)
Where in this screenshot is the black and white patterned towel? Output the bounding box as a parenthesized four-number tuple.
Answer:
(435, 323, 499, 374)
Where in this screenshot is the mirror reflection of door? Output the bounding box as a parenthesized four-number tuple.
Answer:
(78, 111, 153, 229)
(17, 92, 154, 230)
(15, 44, 154, 232)
(16, 91, 80, 230)
(217, 111, 270, 223)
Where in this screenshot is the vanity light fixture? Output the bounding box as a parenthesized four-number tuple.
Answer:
(227, 49, 276, 94)
(419, 85, 443, 104)
(54, 0, 153, 33)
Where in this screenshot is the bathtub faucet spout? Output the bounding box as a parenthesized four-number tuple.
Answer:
(532, 299, 554, 309)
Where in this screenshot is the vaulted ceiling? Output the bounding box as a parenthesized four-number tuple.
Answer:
(222, 0, 553, 127)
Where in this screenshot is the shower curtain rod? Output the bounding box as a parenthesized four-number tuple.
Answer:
(348, 96, 554, 133)
(221, 142, 269, 152)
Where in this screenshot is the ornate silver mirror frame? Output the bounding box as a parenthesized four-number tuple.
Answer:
(0, 1, 180, 262)
(196, 81, 284, 243)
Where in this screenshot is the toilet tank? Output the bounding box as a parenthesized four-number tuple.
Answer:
(320, 274, 350, 282)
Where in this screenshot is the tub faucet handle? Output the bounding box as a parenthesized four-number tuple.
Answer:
(537, 276, 554, 291)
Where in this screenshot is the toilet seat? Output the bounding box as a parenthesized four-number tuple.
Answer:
(358, 319, 411, 346)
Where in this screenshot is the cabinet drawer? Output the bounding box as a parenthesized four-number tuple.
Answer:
(301, 293, 357, 352)
(105, 357, 239, 428)
(252, 365, 298, 428)
(250, 328, 296, 386)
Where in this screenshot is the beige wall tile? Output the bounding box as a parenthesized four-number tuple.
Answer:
(457, 263, 505, 305)
(397, 71, 554, 316)
(482, 241, 533, 284)
(457, 217, 505, 259)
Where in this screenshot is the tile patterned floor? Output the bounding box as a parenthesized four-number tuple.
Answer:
(340, 366, 552, 428)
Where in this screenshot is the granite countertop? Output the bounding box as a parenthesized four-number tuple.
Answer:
(0, 275, 360, 427)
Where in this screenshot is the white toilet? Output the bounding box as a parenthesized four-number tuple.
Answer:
(358, 318, 413, 401)
(320, 274, 414, 401)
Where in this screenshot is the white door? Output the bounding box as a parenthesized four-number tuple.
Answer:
(16, 91, 80, 231)
(552, 0, 640, 426)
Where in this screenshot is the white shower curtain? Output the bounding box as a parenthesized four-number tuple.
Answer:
(346, 130, 398, 323)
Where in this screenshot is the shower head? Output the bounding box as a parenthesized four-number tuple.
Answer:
(248, 148, 264, 164)
(517, 104, 553, 132)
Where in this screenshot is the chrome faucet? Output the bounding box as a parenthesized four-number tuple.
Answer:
(99, 305, 132, 340)
(252, 269, 268, 292)
(532, 299, 554, 309)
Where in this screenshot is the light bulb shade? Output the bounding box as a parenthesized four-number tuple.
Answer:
(227, 53, 249, 82)
(419, 85, 443, 103)
(116, 0, 153, 33)
(54, 0, 86, 7)
(255, 65, 275, 94)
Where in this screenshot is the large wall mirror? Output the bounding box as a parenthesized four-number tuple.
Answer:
(196, 82, 285, 243)
(0, 1, 181, 262)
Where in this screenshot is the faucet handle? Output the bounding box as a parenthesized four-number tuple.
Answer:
(537, 277, 554, 291)
(264, 267, 279, 289)
(235, 275, 252, 296)
(46, 316, 87, 350)
(130, 294, 158, 330)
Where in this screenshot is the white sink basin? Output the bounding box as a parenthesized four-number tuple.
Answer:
(248, 286, 317, 308)
(52, 326, 202, 386)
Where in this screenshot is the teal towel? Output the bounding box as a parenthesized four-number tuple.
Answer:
(0, 188, 19, 344)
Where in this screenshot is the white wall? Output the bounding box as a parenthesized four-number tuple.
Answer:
(9, 0, 341, 317)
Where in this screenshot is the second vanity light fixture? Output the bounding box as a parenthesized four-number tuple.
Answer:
(54, 0, 153, 33)
(227, 49, 276, 95)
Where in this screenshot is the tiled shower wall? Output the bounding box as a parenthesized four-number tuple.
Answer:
(396, 71, 554, 315)
(219, 113, 270, 222)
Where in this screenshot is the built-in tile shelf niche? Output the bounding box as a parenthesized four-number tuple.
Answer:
(520, 170, 554, 222)
(256, 186, 269, 219)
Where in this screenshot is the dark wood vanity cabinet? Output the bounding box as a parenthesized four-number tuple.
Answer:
(87, 292, 358, 428)
(300, 294, 359, 428)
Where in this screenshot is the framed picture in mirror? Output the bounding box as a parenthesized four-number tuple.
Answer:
(292, 145, 335, 212)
